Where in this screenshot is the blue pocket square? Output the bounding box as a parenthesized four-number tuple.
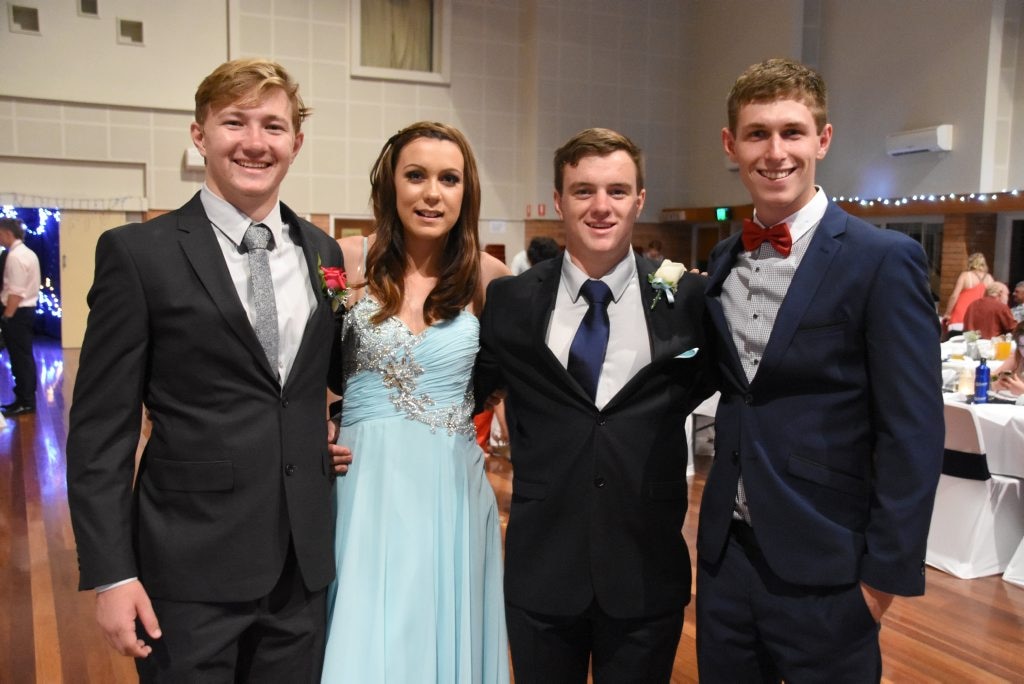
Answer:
(675, 347, 699, 359)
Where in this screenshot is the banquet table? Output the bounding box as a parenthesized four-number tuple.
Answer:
(942, 394, 1024, 478)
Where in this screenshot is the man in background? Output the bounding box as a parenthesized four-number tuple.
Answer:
(963, 281, 1016, 338)
(1010, 280, 1024, 322)
(0, 216, 41, 416)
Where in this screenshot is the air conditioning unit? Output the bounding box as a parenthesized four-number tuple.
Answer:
(885, 124, 953, 156)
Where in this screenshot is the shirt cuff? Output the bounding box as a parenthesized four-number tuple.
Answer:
(96, 577, 138, 593)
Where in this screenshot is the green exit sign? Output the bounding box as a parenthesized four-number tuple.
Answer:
(716, 207, 732, 221)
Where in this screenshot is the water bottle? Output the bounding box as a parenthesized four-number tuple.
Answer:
(974, 358, 990, 404)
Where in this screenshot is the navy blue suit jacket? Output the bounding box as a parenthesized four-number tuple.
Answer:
(698, 202, 943, 596)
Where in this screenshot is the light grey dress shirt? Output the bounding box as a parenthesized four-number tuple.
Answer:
(719, 188, 829, 522)
(201, 185, 317, 384)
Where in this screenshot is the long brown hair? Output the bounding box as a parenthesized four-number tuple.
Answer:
(366, 121, 481, 325)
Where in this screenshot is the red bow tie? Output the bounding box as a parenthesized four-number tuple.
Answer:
(741, 218, 792, 257)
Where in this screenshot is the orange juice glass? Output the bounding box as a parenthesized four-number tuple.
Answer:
(995, 338, 1012, 360)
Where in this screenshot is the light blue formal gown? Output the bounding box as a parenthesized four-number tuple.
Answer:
(322, 296, 509, 683)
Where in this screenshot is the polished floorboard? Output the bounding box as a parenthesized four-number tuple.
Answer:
(2, 338, 1023, 682)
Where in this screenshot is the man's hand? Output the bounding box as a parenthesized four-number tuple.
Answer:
(483, 388, 507, 411)
(327, 420, 354, 475)
(859, 582, 894, 623)
(95, 580, 161, 658)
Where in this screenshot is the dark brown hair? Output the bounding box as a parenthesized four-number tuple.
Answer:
(0, 217, 24, 239)
(194, 58, 311, 132)
(727, 58, 828, 135)
(366, 121, 481, 325)
(553, 128, 644, 194)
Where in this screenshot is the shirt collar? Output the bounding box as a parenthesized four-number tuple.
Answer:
(560, 248, 637, 303)
(200, 184, 285, 250)
(752, 186, 828, 246)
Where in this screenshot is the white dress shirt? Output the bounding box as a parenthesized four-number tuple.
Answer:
(1, 239, 41, 308)
(546, 249, 652, 409)
(201, 185, 317, 384)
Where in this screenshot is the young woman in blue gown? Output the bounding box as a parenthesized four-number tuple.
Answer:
(322, 122, 510, 683)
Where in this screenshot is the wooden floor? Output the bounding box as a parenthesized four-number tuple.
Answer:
(2, 338, 1023, 682)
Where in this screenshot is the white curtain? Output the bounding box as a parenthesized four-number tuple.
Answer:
(361, 0, 433, 72)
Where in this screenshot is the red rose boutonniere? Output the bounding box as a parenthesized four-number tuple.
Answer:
(317, 256, 350, 312)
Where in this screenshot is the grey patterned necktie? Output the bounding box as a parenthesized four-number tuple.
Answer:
(241, 222, 279, 374)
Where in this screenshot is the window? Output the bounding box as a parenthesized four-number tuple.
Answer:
(351, 0, 451, 85)
(878, 220, 944, 296)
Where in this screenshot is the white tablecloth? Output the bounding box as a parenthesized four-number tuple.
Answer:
(942, 394, 1024, 478)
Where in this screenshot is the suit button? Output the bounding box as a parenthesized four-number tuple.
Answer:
(285, 464, 296, 476)
(594, 477, 606, 488)
(597, 414, 607, 426)
(731, 451, 739, 464)
(281, 398, 289, 408)
(744, 394, 753, 405)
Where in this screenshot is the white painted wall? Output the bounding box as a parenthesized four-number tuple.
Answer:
(0, 0, 1021, 228)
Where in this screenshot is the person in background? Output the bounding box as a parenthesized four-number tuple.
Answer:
(962, 281, 1016, 338)
(526, 235, 561, 268)
(324, 121, 510, 683)
(942, 252, 993, 335)
(699, 58, 943, 682)
(644, 239, 664, 262)
(0, 216, 41, 417)
(509, 247, 530, 275)
(992, 321, 1024, 398)
(66, 59, 345, 681)
(1010, 280, 1024, 322)
(477, 127, 711, 682)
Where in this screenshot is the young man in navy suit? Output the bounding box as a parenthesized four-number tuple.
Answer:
(697, 58, 944, 682)
(67, 59, 345, 681)
(477, 128, 712, 682)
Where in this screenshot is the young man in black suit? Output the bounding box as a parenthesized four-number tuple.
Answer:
(66, 59, 346, 682)
(477, 128, 712, 682)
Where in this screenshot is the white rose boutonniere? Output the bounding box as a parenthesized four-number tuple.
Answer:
(648, 259, 686, 310)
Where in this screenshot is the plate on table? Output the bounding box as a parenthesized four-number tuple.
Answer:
(991, 390, 1021, 404)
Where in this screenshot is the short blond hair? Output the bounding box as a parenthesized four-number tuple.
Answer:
(194, 58, 311, 132)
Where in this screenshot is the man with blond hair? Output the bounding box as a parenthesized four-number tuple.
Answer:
(67, 59, 344, 681)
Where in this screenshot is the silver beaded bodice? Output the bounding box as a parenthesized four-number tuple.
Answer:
(340, 297, 477, 437)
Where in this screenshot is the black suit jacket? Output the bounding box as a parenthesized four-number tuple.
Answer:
(67, 193, 344, 602)
(699, 202, 943, 595)
(476, 254, 712, 619)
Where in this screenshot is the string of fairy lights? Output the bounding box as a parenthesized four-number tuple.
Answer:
(0, 205, 63, 321)
(832, 188, 1022, 208)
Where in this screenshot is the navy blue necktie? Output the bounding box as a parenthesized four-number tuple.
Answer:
(567, 279, 612, 401)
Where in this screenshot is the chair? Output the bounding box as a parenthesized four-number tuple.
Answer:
(1003, 538, 1024, 588)
(925, 402, 1024, 578)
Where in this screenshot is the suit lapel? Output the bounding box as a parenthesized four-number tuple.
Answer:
(529, 258, 578, 392)
(281, 204, 332, 390)
(753, 204, 845, 385)
(176, 194, 274, 376)
(637, 254, 674, 364)
(705, 234, 749, 388)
